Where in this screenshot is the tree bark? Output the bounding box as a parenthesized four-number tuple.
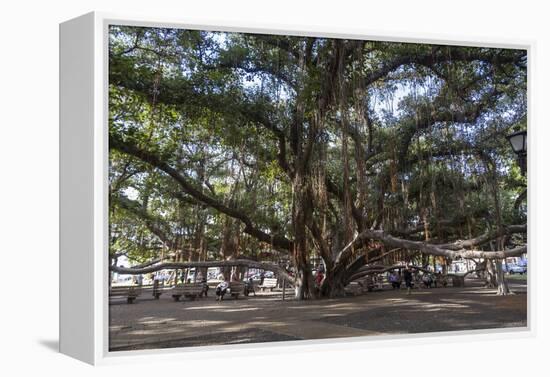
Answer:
(485, 259, 498, 288)
(495, 259, 513, 295)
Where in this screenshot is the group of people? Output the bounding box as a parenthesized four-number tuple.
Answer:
(135, 267, 445, 298)
(387, 267, 446, 294)
(388, 271, 402, 289)
(214, 270, 279, 301)
(388, 269, 414, 293)
(174, 271, 209, 297)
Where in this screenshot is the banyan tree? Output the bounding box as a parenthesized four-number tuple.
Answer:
(108, 26, 527, 299)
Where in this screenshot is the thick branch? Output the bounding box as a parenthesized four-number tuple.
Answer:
(110, 259, 294, 284)
(438, 224, 527, 250)
(346, 227, 527, 260)
(110, 133, 293, 251)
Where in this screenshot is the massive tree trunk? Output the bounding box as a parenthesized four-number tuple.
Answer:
(292, 171, 314, 299)
(485, 259, 498, 288)
(320, 270, 347, 298)
(111, 259, 294, 284)
(495, 259, 512, 295)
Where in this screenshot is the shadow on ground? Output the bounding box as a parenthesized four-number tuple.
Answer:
(109, 280, 527, 351)
(38, 339, 59, 352)
(111, 328, 300, 351)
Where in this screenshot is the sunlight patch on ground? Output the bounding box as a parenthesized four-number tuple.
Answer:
(383, 298, 422, 306)
(248, 321, 287, 328)
(184, 304, 258, 311)
(320, 313, 347, 317)
(286, 302, 361, 311)
(204, 307, 263, 313)
(408, 291, 433, 295)
(458, 290, 502, 296)
(439, 298, 477, 305)
(384, 298, 411, 303)
(420, 302, 469, 309)
(137, 318, 178, 325)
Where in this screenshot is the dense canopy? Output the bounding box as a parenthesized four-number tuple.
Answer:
(108, 26, 527, 298)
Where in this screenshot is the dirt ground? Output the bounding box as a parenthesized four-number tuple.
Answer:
(109, 278, 527, 351)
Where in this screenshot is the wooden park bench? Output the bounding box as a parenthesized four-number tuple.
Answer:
(170, 283, 205, 301)
(152, 281, 172, 299)
(449, 275, 465, 287)
(344, 281, 363, 296)
(214, 281, 245, 300)
(434, 274, 449, 288)
(228, 281, 244, 299)
(365, 275, 386, 292)
(244, 280, 256, 296)
(109, 285, 142, 304)
(258, 278, 278, 292)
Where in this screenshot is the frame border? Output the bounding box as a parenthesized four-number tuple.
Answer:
(61, 11, 535, 365)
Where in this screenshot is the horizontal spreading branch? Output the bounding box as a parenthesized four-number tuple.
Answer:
(110, 259, 294, 284)
(438, 224, 527, 250)
(349, 264, 433, 282)
(339, 226, 526, 261)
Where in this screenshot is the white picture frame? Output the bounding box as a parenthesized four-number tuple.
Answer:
(59, 11, 534, 365)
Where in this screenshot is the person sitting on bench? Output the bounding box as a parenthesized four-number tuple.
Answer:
(435, 272, 447, 288)
(216, 278, 229, 301)
(422, 273, 434, 288)
(196, 271, 209, 297)
(389, 272, 401, 289)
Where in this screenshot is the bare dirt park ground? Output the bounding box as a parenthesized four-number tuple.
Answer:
(109, 278, 527, 351)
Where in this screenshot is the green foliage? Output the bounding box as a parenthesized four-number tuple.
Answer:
(108, 26, 527, 263)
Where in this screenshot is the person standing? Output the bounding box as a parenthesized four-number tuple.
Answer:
(403, 267, 413, 295)
(315, 270, 324, 288)
(197, 271, 208, 297)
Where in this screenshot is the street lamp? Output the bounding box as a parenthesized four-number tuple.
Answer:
(506, 130, 527, 176)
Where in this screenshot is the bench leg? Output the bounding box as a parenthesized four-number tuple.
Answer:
(172, 295, 180, 302)
(127, 297, 135, 304)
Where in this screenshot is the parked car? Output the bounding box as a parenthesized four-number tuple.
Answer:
(249, 271, 275, 281)
(508, 265, 527, 274)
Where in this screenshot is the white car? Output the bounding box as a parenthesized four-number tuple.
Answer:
(508, 265, 527, 274)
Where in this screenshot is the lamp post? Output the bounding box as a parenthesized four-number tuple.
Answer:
(506, 130, 527, 176)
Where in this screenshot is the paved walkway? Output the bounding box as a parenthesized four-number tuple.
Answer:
(109, 278, 527, 351)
